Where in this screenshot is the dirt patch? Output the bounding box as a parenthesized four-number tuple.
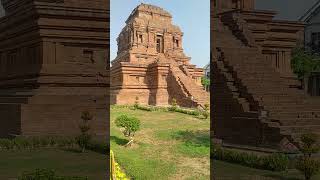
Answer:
(169, 156, 210, 180)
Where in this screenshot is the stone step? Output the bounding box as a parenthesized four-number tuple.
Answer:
(280, 125, 320, 134)
(276, 118, 320, 126)
(270, 111, 320, 119)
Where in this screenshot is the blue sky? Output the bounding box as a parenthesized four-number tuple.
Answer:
(111, 0, 210, 68)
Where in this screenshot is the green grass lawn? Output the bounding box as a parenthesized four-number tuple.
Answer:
(0, 148, 107, 180)
(111, 107, 210, 180)
(214, 160, 320, 180)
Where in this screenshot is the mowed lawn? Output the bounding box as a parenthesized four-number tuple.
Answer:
(214, 160, 320, 180)
(111, 107, 210, 180)
(0, 149, 107, 180)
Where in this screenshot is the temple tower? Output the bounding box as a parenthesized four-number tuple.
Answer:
(0, 0, 109, 137)
(111, 4, 208, 107)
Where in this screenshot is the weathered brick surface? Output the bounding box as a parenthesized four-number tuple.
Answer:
(0, 0, 109, 137)
(213, 0, 320, 150)
(111, 3, 209, 108)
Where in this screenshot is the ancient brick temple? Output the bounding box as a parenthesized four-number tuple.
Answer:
(212, 0, 320, 151)
(0, 0, 109, 137)
(111, 4, 209, 107)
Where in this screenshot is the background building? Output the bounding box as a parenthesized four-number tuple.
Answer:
(203, 63, 210, 92)
(300, 1, 320, 53)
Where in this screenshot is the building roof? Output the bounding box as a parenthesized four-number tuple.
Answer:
(126, 3, 172, 23)
(203, 63, 210, 71)
(299, 0, 320, 22)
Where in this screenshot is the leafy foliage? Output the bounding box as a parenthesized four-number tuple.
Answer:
(114, 104, 204, 118)
(18, 169, 87, 180)
(291, 48, 320, 79)
(212, 144, 289, 171)
(168, 98, 178, 111)
(76, 111, 93, 153)
(115, 114, 140, 137)
(110, 150, 129, 180)
(295, 133, 320, 180)
(262, 153, 289, 172)
(201, 77, 210, 87)
(202, 104, 210, 119)
(134, 96, 139, 110)
(0, 136, 76, 150)
(296, 157, 320, 180)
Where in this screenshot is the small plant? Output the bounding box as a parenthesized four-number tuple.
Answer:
(168, 98, 178, 111)
(115, 114, 140, 146)
(76, 111, 93, 153)
(134, 96, 139, 109)
(202, 104, 210, 119)
(295, 133, 320, 180)
(262, 153, 289, 171)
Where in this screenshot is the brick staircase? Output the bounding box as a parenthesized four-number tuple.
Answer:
(213, 13, 320, 151)
(169, 63, 210, 108)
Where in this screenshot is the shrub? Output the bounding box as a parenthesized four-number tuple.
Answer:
(136, 105, 153, 111)
(18, 168, 88, 180)
(212, 144, 289, 171)
(110, 150, 129, 180)
(0, 138, 13, 150)
(168, 98, 178, 111)
(134, 97, 139, 109)
(76, 111, 93, 153)
(0, 136, 80, 151)
(262, 153, 289, 171)
(202, 110, 210, 119)
(295, 133, 320, 180)
(115, 114, 140, 138)
(300, 133, 320, 156)
(296, 157, 320, 180)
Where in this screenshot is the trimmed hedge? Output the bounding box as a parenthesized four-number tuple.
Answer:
(212, 145, 289, 171)
(173, 107, 201, 116)
(0, 136, 108, 154)
(110, 150, 129, 180)
(18, 169, 87, 180)
(0, 136, 76, 150)
(116, 104, 205, 117)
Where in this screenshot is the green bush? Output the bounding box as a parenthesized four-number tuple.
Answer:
(115, 114, 140, 137)
(76, 111, 93, 153)
(133, 97, 139, 110)
(174, 107, 201, 116)
(116, 104, 202, 117)
(291, 47, 320, 79)
(212, 145, 289, 171)
(202, 104, 210, 119)
(295, 133, 320, 180)
(0, 136, 77, 151)
(168, 98, 178, 111)
(296, 157, 320, 180)
(262, 153, 289, 171)
(18, 168, 88, 180)
(0, 138, 13, 150)
(136, 105, 153, 111)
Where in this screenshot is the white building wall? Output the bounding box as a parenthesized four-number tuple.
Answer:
(305, 9, 320, 50)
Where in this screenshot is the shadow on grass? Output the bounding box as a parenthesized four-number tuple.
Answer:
(263, 174, 302, 180)
(110, 136, 129, 146)
(197, 116, 209, 120)
(172, 130, 210, 147)
(61, 148, 82, 154)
